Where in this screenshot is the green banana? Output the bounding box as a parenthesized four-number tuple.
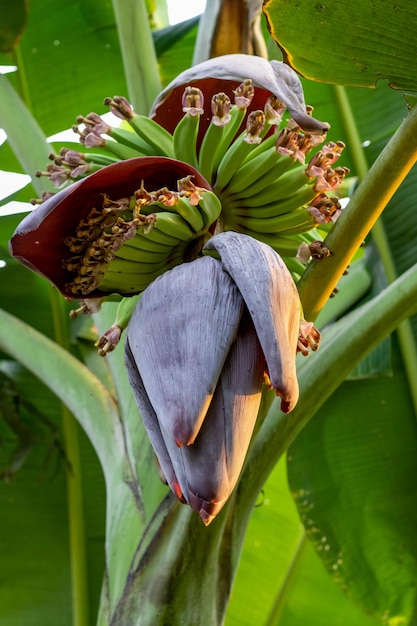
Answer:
(107, 255, 167, 275)
(210, 105, 247, 170)
(241, 231, 303, 256)
(169, 196, 205, 233)
(154, 211, 195, 241)
(102, 140, 143, 161)
(114, 293, 141, 327)
(214, 131, 259, 192)
(126, 232, 174, 252)
(228, 185, 317, 217)
(99, 268, 161, 295)
(230, 163, 310, 201)
(128, 114, 175, 158)
(281, 255, 308, 276)
(173, 113, 199, 169)
(141, 223, 181, 248)
(83, 153, 121, 166)
(106, 126, 155, 155)
(237, 207, 316, 235)
(114, 242, 171, 264)
(224, 148, 286, 196)
(198, 121, 226, 182)
(197, 191, 222, 229)
(240, 131, 280, 163)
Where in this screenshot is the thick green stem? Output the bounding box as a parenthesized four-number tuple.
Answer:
(333, 85, 417, 415)
(49, 290, 89, 626)
(111, 0, 162, 114)
(298, 103, 417, 321)
(371, 219, 417, 414)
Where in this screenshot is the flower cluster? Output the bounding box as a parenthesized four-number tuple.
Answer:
(10, 54, 347, 523)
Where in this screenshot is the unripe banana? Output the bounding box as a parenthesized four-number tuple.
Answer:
(154, 211, 195, 241)
(169, 196, 205, 233)
(102, 141, 143, 161)
(128, 114, 175, 158)
(113, 242, 170, 264)
(99, 268, 161, 295)
(224, 148, 285, 196)
(240, 131, 280, 163)
(237, 207, 315, 235)
(173, 113, 199, 169)
(226, 183, 316, 214)
(198, 122, 226, 182)
(197, 191, 222, 229)
(114, 294, 141, 329)
(95, 293, 142, 356)
(110, 255, 169, 275)
(233, 163, 310, 201)
(83, 153, 121, 166)
(214, 132, 259, 192)
(126, 232, 174, 253)
(281, 255, 308, 276)
(107, 126, 156, 155)
(210, 105, 247, 171)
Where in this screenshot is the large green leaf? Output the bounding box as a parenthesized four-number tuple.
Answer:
(283, 74, 417, 625)
(3, 3, 417, 624)
(0, 0, 28, 52)
(263, 0, 417, 91)
(287, 342, 417, 625)
(0, 252, 107, 625)
(6, 0, 127, 137)
(226, 459, 379, 626)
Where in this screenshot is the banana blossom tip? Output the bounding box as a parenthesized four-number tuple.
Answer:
(125, 232, 304, 524)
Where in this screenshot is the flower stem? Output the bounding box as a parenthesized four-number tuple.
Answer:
(111, 0, 162, 114)
(298, 102, 417, 321)
(49, 288, 90, 626)
(332, 85, 417, 417)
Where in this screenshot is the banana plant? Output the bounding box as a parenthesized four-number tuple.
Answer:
(0, 1, 417, 625)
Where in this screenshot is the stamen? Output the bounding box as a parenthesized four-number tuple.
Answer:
(244, 110, 265, 144)
(103, 96, 134, 121)
(308, 241, 332, 260)
(264, 95, 286, 125)
(95, 324, 123, 356)
(307, 194, 342, 223)
(177, 176, 203, 205)
(297, 320, 321, 356)
(182, 86, 204, 116)
(211, 93, 231, 127)
(69, 298, 102, 319)
(153, 187, 178, 207)
(30, 192, 56, 205)
(233, 79, 254, 110)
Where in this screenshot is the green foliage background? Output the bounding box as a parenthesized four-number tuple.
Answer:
(1, 1, 417, 625)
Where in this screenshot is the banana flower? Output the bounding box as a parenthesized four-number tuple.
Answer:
(9, 54, 332, 523)
(10, 54, 346, 299)
(125, 232, 300, 525)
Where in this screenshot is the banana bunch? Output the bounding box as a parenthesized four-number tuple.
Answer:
(67, 89, 347, 280)
(33, 78, 348, 304)
(66, 185, 222, 298)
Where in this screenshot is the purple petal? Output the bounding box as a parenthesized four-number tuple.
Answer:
(125, 340, 185, 501)
(164, 310, 265, 525)
(125, 255, 244, 446)
(204, 231, 300, 413)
